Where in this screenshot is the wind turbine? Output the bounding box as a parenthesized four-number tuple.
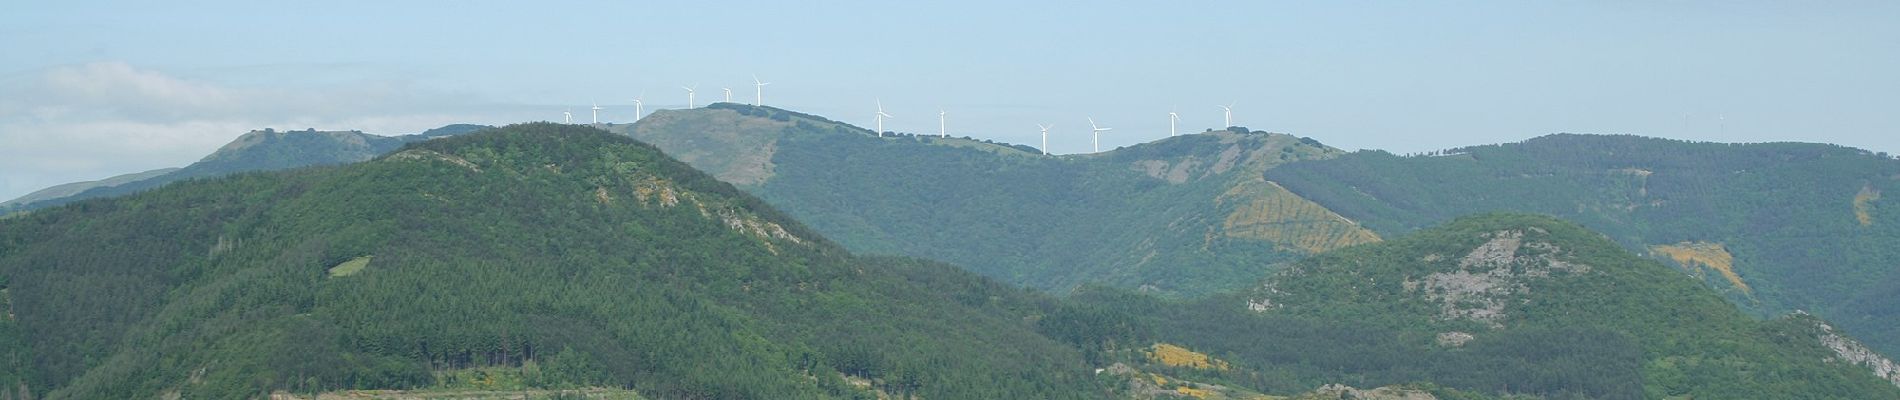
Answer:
(591, 102, 602, 124)
(682, 85, 698, 108)
(722, 88, 733, 103)
(939, 110, 947, 138)
(1037, 124, 1052, 155)
(1218, 103, 1234, 128)
(1088, 117, 1112, 153)
(632, 93, 645, 122)
(752, 75, 771, 105)
(1169, 109, 1180, 137)
(563, 110, 573, 124)
(874, 99, 893, 137)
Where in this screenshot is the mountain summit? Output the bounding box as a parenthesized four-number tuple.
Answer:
(612, 103, 1378, 295)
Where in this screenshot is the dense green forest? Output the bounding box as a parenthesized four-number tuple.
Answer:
(1265, 134, 1900, 355)
(616, 104, 1371, 296)
(0, 124, 490, 214)
(1040, 214, 1900, 399)
(0, 124, 1100, 399)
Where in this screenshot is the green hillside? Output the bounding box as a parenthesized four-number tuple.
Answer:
(0, 124, 1098, 399)
(1, 124, 491, 214)
(1264, 134, 1900, 355)
(612, 103, 1379, 295)
(1044, 214, 1900, 399)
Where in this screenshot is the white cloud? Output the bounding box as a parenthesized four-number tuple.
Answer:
(0, 62, 534, 202)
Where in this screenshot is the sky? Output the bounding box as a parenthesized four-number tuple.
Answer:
(2, 1, 1898, 201)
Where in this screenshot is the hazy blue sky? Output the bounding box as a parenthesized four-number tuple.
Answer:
(2, 1, 1897, 201)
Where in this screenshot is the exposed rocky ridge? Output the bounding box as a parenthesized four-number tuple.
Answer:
(1807, 312, 1900, 388)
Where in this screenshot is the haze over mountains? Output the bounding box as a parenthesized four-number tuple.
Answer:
(614, 104, 1900, 355)
(0, 124, 490, 214)
(6, 104, 1900, 399)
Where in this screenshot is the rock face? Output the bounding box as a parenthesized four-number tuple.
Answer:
(1810, 313, 1900, 388)
(1299, 384, 1438, 400)
(1401, 230, 1591, 327)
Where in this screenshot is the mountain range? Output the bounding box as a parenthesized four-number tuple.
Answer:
(6, 105, 1900, 398)
(612, 104, 1900, 358)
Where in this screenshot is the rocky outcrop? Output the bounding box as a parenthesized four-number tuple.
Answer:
(1810, 313, 1900, 388)
(1402, 230, 1591, 327)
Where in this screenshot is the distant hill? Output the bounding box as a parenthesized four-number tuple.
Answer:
(0, 168, 178, 210)
(1, 124, 492, 214)
(610, 103, 1378, 295)
(1264, 133, 1900, 355)
(0, 124, 1097, 399)
(1048, 214, 1900, 399)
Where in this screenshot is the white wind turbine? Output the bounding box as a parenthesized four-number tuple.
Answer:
(1037, 123, 1052, 155)
(939, 110, 947, 138)
(1169, 109, 1180, 137)
(1088, 117, 1112, 153)
(682, 85, 698, 108)
(874, 99, 894, 137)
(632, 93, 645, 122)
(1218, 103, 1234, 128)
(591, 102, 602, 124)
(722, 88, 733, 103)
(752, 75, 771, 106)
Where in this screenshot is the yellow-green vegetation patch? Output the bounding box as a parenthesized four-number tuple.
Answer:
(1218, 179, 1380, 254)
(1856, 184, 1881, 227)
(327, 255, 372, 277)
(1650, 242, 1749, 294)
(1147, 343, 1231, 371)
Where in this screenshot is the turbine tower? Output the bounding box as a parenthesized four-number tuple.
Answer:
(1088, 117, 1112, 153)
(874, 99, 894, 137)
(752, 75, 771, 106)
(1169, 110, 1180, 137)
(1037, 124, 1052, 155)
(563, 110, 573, 124)
(682, 85, 698, 108)
(591, 102, 602, 124)
(722, 88, 733, 103)
(939, 110, 947, 138)
(1218, 103, 1234, 128)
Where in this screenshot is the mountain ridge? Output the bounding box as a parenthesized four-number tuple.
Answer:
(0, 123, 1099, 399)
(612, 104, 1377, 295)
(1, 124, 492, 214)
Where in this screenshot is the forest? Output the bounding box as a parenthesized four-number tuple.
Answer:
(0, 124, 1098, 399)
(1266, 133, 1900, 356)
